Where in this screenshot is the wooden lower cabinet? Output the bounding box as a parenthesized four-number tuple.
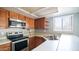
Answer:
(35, 37, 45, 47)
(0, 43, 11, 51)
(29, 37, 36, 50)
(29, 36, 45, 50)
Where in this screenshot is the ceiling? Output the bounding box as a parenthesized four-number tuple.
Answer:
(20, 7, 44, 13)
(20, 7, 58, 18)
(3, 7, 58, 19)
(47, 7, 79, 17)
(3, 7, 79, 19)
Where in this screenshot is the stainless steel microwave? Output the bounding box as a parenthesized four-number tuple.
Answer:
(9, 18, 26, 28)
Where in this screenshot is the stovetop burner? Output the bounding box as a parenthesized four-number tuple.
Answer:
(7, 34, 29, 42)
(9, 36, 28, 42)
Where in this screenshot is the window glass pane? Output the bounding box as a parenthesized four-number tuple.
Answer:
(53, 15, 73, 32)
(63, 15, 72, 32)
(53, 17, 62, 31)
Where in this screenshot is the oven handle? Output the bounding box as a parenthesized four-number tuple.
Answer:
(12, 39, 28, 43)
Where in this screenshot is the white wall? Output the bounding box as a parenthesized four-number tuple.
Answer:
(73, 13, 79, 36)
(47, 17, 53, 33)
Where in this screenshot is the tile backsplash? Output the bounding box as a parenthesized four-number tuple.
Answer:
(0, 28, 29, 36)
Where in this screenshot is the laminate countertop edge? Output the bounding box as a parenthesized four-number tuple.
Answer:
(0, 39, 11, 45)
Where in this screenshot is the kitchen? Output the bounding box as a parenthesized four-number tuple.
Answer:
(0, 7, 79, 51)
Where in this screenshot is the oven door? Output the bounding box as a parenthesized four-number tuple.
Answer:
(12, 39, 28, 51)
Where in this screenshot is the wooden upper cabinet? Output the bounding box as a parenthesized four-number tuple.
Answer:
(18, 14, 26, 21)
(0, 8, 9, 28)
(35, 17, 46, 29)
(26, 17, 34, 29)
(0, 8, 35, 29)
(9, 11, 26, 21)
(9, 11, 18, 19)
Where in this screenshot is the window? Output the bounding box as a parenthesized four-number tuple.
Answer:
(53, 15, 73, 32)
(53, 17, 63, 31)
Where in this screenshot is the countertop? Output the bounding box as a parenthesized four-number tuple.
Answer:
(32, 34, 79, 51)
(57, 34, 79, 51)
(32, 40, 59, 51)
(0, 36, 11, 45)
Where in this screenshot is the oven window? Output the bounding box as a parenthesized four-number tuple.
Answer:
(15, 40, 27, 51)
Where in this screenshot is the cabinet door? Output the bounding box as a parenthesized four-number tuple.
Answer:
(29, 37, 36, 50)
(9, 11, 18, 19)
(0, 43, 11, 51)
(18, 14, 26, 21)
(35, 37, 45, 47)
(29, 36, 45, 50)
(35, 19, 40, 29)
(0, 8, 9, 28)
(35, 17, 45, 29)
(26, 17, 34, 29)
(29, 18, 34, 29)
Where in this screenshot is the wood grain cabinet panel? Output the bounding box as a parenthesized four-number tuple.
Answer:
(26, 17, 34, 29)
(18, 14, 26, 21)
(29, 37, 36, 50)
(9, 11, 18, 19)
(0, 8, 9, 28)
(29, 36, 45, 50)
(0, 8, 35, 28)
(35, 37, 45, 47)
(0, 43, 11, 51)
(35, 17, 46, 29)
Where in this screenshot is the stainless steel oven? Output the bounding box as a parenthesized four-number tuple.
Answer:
(12, 38, 28, 51)
(6, 32, 29, 51)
